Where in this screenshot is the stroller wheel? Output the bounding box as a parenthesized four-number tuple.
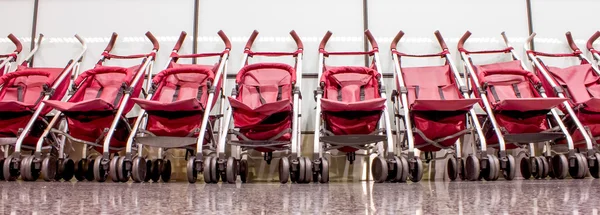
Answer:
(410, 158, 423, 182)
(61, 158, 75, 182)
(319, 157, 329, 183)
(160, 159, 172, 183)
(532, 157, 543, 179)
(398, 156, 409, 183)
(502, 154, 516, 180)
(297, 157, 306, 183)
(109, 156, 120, 182)
(210, 157, 219, 183)
(225, 157, 237, 184)
(186, 156, 198, 183)
(0, 158, 5, 181)
(447, 157, 458, 181)
(590, 153, 600, 178)
(465, 155, 480, 181)
(41, 156, 58, 181)
(131, 157, 146, 183)
(203, 156, 214, 183)
(371, 156, 388, 183)
(520, 156, 532, 179)
(93, 156, 108, 182)
(85, 158, 95, 181)
(22, 156, 40, 181)
(551, 154, 568, 179)
(458, 158, 466, 181)
(74, 159, 86, 181)
(569, 153, 589, 179)
(144, 160, 153, 182)
(540, 156, 550, 179)
(483, 155, 499, 181)
(239, 159, 249, 183)
(304, 157, 313, 183)
(151, 159, 162, 182)
(3, 155, 19, 181)
(117, 156, 129, 182)
(278, 157, 290, 183)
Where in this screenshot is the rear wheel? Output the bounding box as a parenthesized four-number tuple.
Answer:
(93, 156, 108, 182)
(371, 156, 388, 183)
(520, 156, 532, 179)
(186, 156, 198, 183)
(41, 156, 57, 181)
(151, 159, 162, 182)
(569, 153, 588, 179)
(303, 157, 312, 183)
(239, 159, 249, 183)
(278, 157, 290, 184)
(319, 158, 329, 183)
(502, 154, 516, 180)
(410, 158, 423, 182)
(225, 157, 237, 184)
(590, 153, 600, 179)
(160, 159, 172, 182)
(465, 155, 480, 181)
(447, 157, 458, 181)
(61, 158, 75, 181)
(131, 157, 146, 183)
(551, 154, 568, 179)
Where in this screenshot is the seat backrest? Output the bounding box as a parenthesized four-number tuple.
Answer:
(322, 66, 380, 103)
(0, 67, 66, 106)
(547, 64, 600, 104)
(400, 65, 461, 104)
(236, 63, 294, 109)
(69, 65, 140, 107)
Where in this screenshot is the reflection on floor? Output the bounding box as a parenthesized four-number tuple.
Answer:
(0, 180, 598, 214)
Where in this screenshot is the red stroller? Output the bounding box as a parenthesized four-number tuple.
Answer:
(216, 30, 303, 184)
(127, 31, 230, 183)
(523, 32, 600, 179)
(33, 32, 159, 182)
(0, 34, 22, 75)
(1, 34, 86, 181)
(390, 31, 483, 182)
(313, 30, 394, 183)
(459, 31, 578, 181)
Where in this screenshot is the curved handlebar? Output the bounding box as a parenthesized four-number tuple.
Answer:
(218, 30, 231, 50)
(245, 30, 259, 50)
(364, 29, 378, 49)
(173, 31, 187, 52)
(7, 34, 22, 53)
(145, 31, 159, 51)
(565, 31, 580, 52)
(457, 31, 472, 50)
(390, 31, 405, 50)
(434, 30, 448, 50)
(319, 31, 333, 50)
(524, 33, 536, 51)
(104, 32, 118, 52)
(289, 30, 303, 50)
(74, 34, 85, 47)
(587, 31, 600, 51)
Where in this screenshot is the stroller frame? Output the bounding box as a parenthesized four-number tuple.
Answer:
(2, 34, 86, 181)
(0, 34, 23, 75)
(523, 31, 600, 179)
(459, 31, 578, 180)
(124, 30, 230, 183)
(217, 30, 304, 184)
(313, 30, 394, 183)
(391, 30, 486, 182)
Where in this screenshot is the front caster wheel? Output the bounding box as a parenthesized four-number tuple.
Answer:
(21, 156, 40, 181)
(551, 154, 568, 179)
(569, 153, 589, 179)
(239, 159, 248, 183)
(447, 157, 458, 181)
(3, 155, 19, 181)
(502, 154, 516, 180)
(520, 156, 532, 179)
(465, 154, 480, 181)
(279, 157, 290, 184)
(58, 158, 75, 181)
(150, 159, 162, 182)
(483, 155, 500, 181)
(41, 156, 57, 181)
(160, 159, 172, 182)
(74, 159, 88, 181)
(302, 157, 312, 183)
(117, 156, 129, 182)
(371, 156, 388, 183)
(109, 156, 120, 182)
(410, 158, 424, 182)
(187, 156, 198, 183)
(318, 158, 329, 183)
(225, 157, 237, 184)
(202, 156, 218, 183)
(590, 153, 600, 178)
(131, 157, 146, 183)
(93, 156, 108, 182)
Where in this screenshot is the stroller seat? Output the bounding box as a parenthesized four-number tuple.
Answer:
(228, 63, 295, 142)
(475, 60, 566, 146)
(402, 65, 479, 151)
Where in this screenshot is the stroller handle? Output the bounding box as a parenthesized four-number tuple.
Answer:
(245, 30, 259, 50)
(145, 31, 159, 51)
(457, 31, 472, 51)
(289, 30, 303, 50)
(390, 31, 405, 50)
(364, 29, 378, 50)
(587, 31, 600, 51)
(565, 31, 580, 52)
(7, 34, 22, 54)
(434, 30, 448, 50)
(104, 32, 118, 52)
(524, 33, 536, 51)
(319, 31, 333, 50)
(173, 31, 187, 52)
(218, 30, 231, 50)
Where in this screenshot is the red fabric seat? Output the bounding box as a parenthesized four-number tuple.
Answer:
(229, 63, 295, 145)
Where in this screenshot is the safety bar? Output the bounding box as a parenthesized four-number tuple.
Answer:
(587, 31, 600, 51)
(7, 34, 22, 54)
(244, 30, 302, 52)
(103, 31, 159, 53)
(390, 30, 449, 57)
(320, 30, 378, 52)
(525, 32, 583, 58)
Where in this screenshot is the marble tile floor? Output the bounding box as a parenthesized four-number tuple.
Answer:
(0, 179, 598, 214)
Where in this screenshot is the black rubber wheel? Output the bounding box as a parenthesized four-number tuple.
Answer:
(109, 156, 120, 182)
(74, 159, 87, 181)
(590, 153, 600, 179)
(490, 155, 501, 181)
(290, 158, 298, 183)
(547, 156, 555, 179)
(151, 159, 162, 182)
(298, 157, 306, 183)
(447, 157, 458, 181)
(144, 160, 153, 182)
(226, 157, 237, 184)
(303, 157, 313, 183)
(187, 156, 198, 183)
(540, 156, 550, 179)
(398, 156, 409, 182)
(117, 156, 129, 182)
(131, 157, 146, 183)
(503, 154, 516, 180)
(410, 158, 423, 182)
(520, 156, 532, 179)
(203, 156, 212, 183)
(210, 156, 219, 183)
(239, 159, 248, 183)
(484, 155, 499, 181)
(0, 158, 5, 181)
(160, 159, 172, 182)
(279, 157, 290, 183)
(41, 156, 57, 181)
(533, 157, 543, 179)
(61, 158, 75, 182)
(569, 153, 588, 179)
(21, 156, 38, 181)
(319, 157, 329, 183)
(551, 154, 568, 179)
(3, 155, 18, 181)
(93, 156, 107, 182)
(458, 158, 466, 180)
(465, 155, 480, 181)
(371, 156, 388, 183)
(390, 156, 403, 182)
(85, 158, 95, 181)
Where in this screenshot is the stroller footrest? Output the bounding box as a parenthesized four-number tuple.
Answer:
(321, 134, 386, 146)
(503, 132, 564, 143)
(136, 136, 197, 148)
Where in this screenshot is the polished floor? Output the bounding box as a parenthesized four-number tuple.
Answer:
(0, 180, 598, 214)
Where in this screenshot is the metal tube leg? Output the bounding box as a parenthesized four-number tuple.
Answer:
(217, 103, 233, 159)
(529, 143, 535, 157)
(313, 95, 322, 160)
